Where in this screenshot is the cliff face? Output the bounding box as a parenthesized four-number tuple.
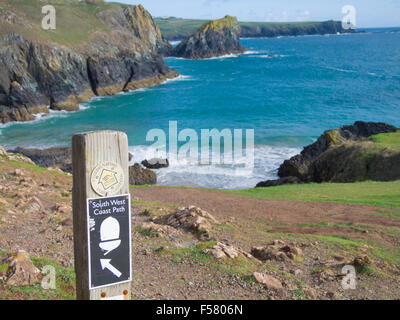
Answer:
(0, 2, 176, 124)
(172, 15, 246, 59)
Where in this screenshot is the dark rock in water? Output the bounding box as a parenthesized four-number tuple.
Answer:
(256, 176, 304, 188)
(172, 15, 246, 59)
(7, 147, 72, 173)
(129, 163, 157, 185)
(278, 121, 397, 181)
(141, 158, 169, 169)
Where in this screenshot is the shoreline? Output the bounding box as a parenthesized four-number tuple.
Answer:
(0, 70, 180, 128)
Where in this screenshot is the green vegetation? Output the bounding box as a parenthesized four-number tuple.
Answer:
(199, 15, 239, 33)
(370, 130, 400, 152)
(154, 17, 207, 38)
(227, 181, 400, 207)
(157, 241, 216, 264)
(0, 0, 121, 45)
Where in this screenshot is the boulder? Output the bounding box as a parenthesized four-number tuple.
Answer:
(253, 272, 283, 291)
(204, 242, 252, 260)
(251, 242, 303, 261)
(164, 206, 219, 239)
(129, 163, 157, 185)
(141, 158, 169, 169)
(4, 250, 40, 286)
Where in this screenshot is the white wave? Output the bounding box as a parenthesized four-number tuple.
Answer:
(162, 75, 194, 84)
(259, 54, 288, 58)
(202, 53, 239, 60)
(170, 41, 181, 46)
(128, 144, 301, 189)
(325, 66, 357, 74)
(243, 50, 261, 55)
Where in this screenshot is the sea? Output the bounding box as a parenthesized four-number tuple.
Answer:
(1, 28, 399, 189)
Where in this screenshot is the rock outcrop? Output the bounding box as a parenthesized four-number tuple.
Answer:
(7, 147, 72, 173)
(129, 163, 157, 185)
(0, 3, 177, 124)
(172, 15, 246, 59)
(3, 250, 40, 286)
(257, 121, 399, 187)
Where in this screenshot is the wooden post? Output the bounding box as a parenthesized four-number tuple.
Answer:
(72, 130, 131, 300)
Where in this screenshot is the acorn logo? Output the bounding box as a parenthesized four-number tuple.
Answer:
(99, 217, 121, 255)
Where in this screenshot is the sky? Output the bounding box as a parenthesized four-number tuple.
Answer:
(107, 0, 400, 28)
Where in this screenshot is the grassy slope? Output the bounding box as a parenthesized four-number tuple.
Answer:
(0, 0, 121, 46)
(370, 130, 400, 152)
(228, 181, 400, 208)
(155, 17, 329, 38)
(229, 131, 400, 208)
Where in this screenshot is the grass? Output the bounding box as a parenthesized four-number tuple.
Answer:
(0, 0, 118, 46)
(157, 241, 216, 264)
(370, 130, 400, 152)
(227, 181, 400, 208)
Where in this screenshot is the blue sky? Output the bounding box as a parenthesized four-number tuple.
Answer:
(107, 0, 400, 27)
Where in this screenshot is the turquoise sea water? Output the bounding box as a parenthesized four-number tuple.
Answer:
(0, 31, 399, 188)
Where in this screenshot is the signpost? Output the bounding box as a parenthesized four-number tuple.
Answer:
(72, 131, 132, 300)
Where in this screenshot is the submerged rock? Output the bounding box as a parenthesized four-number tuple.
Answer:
(141, 158, 169, 169)
(173, 15, 246, 59)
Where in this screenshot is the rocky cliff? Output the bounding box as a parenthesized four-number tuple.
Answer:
(257, 122, 400, 187)
(0, 1, 176, 124)
(172, 15, 246, 59)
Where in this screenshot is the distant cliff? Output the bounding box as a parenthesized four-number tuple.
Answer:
(172, 15, 246, 59)
(155, 18, 355, 41)
(240, 20, 353, 38)
(0, 1, 176, 124)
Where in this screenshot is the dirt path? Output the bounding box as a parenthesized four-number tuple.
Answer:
(132, 187, 400, 235)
